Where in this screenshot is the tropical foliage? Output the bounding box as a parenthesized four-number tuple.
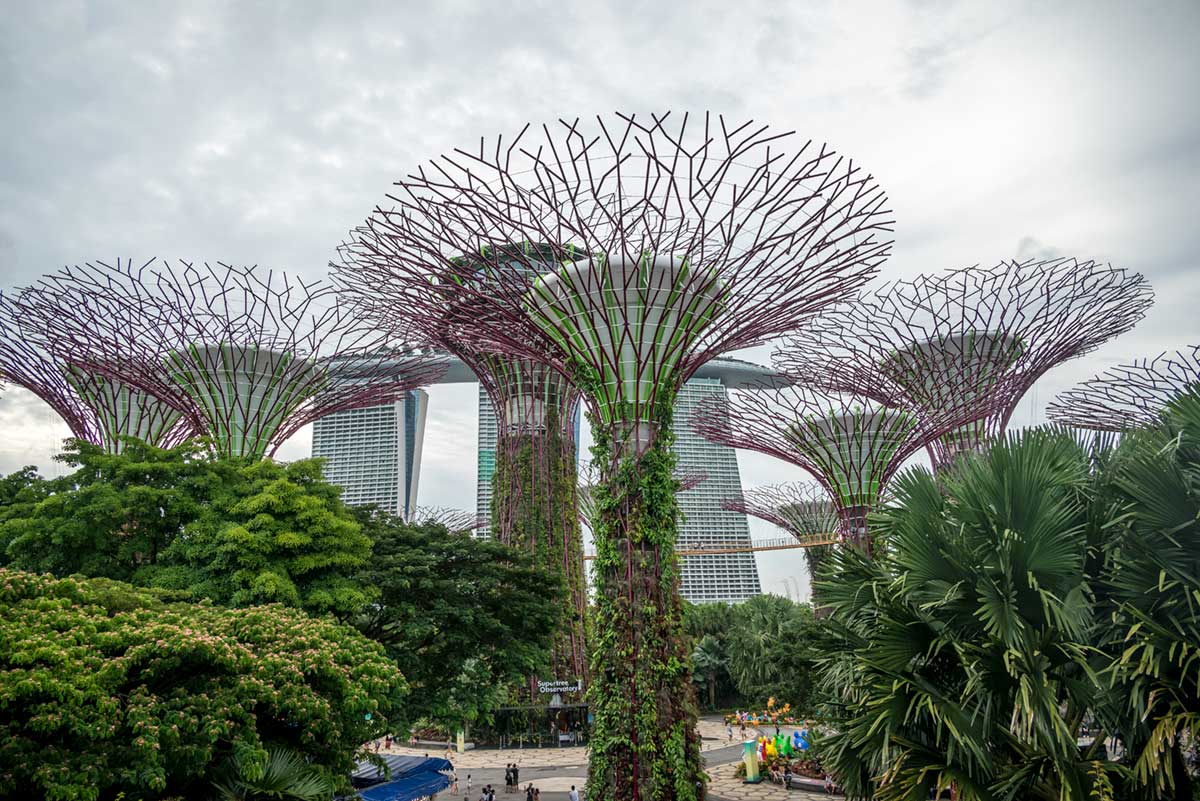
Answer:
(0, 569, 404, 800)
(684, 594, 823, 714)
(353, 508, 564, 729)
(0, 442, 372, 617)
(818, 390, 1200, 801)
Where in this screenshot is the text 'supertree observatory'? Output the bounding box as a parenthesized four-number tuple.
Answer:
(693, 383, 947, 555)
(16, 259, 441, 460)
(777, 259, 1154, 471)
(1047, 345, 1200, 431)
(0, 291, 193, 452)
(336, 111, 894, 801)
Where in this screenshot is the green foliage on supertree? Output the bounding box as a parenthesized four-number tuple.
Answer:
(584, 388, 706, 801)
(488, 401, 587, 687)
(0, 569, 405, 801)
(353, 509, 564, 730)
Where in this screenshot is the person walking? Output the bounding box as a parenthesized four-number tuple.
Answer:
(525, 784, 535, 801)
(512, 764, 520, 790)
(532, 788, 540, 801)
(568, 785, 580, 801)
(504, 765, 512, 793)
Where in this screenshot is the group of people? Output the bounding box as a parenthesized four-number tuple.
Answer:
(503, 764, 521, 793)
(767, 762, 836, 794)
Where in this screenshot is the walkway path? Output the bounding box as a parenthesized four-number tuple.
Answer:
(366, 716, 808, 801)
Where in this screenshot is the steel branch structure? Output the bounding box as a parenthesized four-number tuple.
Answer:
(334, 111, 892, 801)
(1046, 345, 1200, 431)
(775, 258, 1153, 469)
(693, 383, 939, 552)
(337, 111, 892, 453)
(0, 291, 192, 452)
(720, 482, 840, 548)
(411, 506, 483, 534)
(721, 481, 839, 604)
(17, 259, 442, 460)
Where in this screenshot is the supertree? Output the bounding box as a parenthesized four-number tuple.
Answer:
(334, 111, 893, 801)
(0, 291, 192, 452)
(411, 506, 484, 534)
(692, 383, 942, 554)
(775, 258, 1154, 470)
(721, 482, 839, 602)
(339, 259, 592, 697)
(1046, 345, 1200, 431)
(16, 259, 442, 460)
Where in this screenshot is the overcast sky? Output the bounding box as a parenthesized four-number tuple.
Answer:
(2, 0, 1198, 600)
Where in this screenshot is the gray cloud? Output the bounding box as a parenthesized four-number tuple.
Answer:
(2, 0, 1199, 600)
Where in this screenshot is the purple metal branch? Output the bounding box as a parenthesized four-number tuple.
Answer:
(1046, 345, 1200, 430)
(774, 258, 1153, 468)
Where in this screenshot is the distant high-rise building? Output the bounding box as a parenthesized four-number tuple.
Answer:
(673, 378, 762, 603)
(312, 389, 428, 518)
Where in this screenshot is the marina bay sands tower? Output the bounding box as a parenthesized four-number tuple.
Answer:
(313, 355, 769, 603)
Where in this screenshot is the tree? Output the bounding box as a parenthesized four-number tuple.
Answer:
(0, 569, 405, 801)
(1, 439, 225, 579)
(0, 465, 54, 564)
(147, 457, 373, 618)
(725, 595, 821, 713)
(691, 635, 726, 710)
(353, 509, 564, 729)
(1102, 391, 1200, 800)
(212, 748, 336, 801)
(816, 429, 1118, 801)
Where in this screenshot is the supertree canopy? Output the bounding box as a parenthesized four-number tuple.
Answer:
(693, 383, 941, 553)
(411, 506, 483, 534)
(775, 258, 1154, 469)
(335, 111, 893, 801)
(1047, 345, 1200, 431)
(16, 259, 441, 460)
(721, 481, 839, 603)
(720, 482, 839, 548)
(0, 291, 192, 452)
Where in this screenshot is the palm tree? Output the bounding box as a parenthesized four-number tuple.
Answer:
(692, 634, 726, 710)
(816, 428, 1119, 801)
(212, 748, 335, 801)
(1103, 389, 1200, 801)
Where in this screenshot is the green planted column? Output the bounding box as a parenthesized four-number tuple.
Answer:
(585, 394, 704, 801)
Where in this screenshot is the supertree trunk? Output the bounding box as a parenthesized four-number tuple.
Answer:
(585, 399, 704, 801)
(491, 404, 589, 696)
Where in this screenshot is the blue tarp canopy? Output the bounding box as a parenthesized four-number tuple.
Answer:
(357, 771, 450, 801)
(351, 755, 453, 785)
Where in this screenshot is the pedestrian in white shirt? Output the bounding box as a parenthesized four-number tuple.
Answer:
(568, 785, 580, 801)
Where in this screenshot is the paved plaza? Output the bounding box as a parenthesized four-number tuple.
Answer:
(373, 718, 834, 801)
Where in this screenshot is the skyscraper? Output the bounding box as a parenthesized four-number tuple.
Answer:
(672, 378, 763, 603)
(312, 389, 428, 518)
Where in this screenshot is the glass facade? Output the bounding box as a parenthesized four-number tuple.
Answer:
(311, 389, 428, 518)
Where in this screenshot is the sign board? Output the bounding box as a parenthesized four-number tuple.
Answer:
(536, 678, 583, 695)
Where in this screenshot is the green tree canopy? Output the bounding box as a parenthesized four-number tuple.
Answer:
(0, 569, 405, 801)
(0, 440, 227, 579)
(353, 509, 563, 728)
(153, 458, 374, 617)
(1, 442, 373, 618)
